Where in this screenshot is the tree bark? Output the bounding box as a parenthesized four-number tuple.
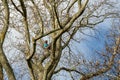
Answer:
(0, 63, 3, 80)
(27, 60, 36, 80)
(0, 0, 16, 80)
(0, 44, 16, 80)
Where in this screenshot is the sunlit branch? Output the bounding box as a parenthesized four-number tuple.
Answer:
(19, 0, 27, 18)
(61, 38, 72, 54)
(60, 0, 70, 15)
(84, 1, 105, 20)
(48, 60, 59, 76)
(43, 0, 51, 10)
(53, 3, 62, 29)
(0, 0, 16, 80)
(11, 0, 23, 16)
(87, 13, 118, 26)
(19, 0, 30, 47)
(1, 0, 10, 43)
(54, 67, 85, 76)
(30, 0, 44, 34)
(51, 0, 89, 58)
(81, 37, 120, 80)
(18, 3, 35, 78)
(62, 26, 80, 49)
(19, 0, 30, 42)
(26, 38, 36, 60)
(0, 17, 5, 26)
(66, 0, 77, 14)
(39, 52, 50, 64)
(90, 12, 118, 18)
(35, 28, 61, 41)
(0, 63, 3, 80)
(78, 0, 82, 8)
(55, 0, 89, 40)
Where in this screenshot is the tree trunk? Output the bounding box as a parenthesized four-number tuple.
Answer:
(0, 63, 3, 80)
(38, 72, 44, 80)
(0, 0, 16, 79)
(27, 60, 36, 80)
(0, 44, 16, 80)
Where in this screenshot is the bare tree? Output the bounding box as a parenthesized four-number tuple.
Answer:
(0, 0, 119, 80)
(0, 0, 16, 80)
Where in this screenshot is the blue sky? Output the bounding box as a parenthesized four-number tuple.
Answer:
(70, 18, 113, 60)
(55, 18, 115, 80)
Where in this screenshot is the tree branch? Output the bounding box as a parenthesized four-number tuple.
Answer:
(30, 0, 44, 34)
(54, 67, 85, 76)
(0, 63, 3, 80)
(80, 37, 120, 80)
(66, 0, 77, 14)
(35, 28, 61, 41)
(53, 3, 62, 29)
(51, 0, 89, 58)
(11, 0, 23, 16)
(62, 26, 80, 49)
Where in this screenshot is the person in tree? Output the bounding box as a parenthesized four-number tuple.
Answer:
(43, 40, 51, 58)
(43, 40, 51, 50)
